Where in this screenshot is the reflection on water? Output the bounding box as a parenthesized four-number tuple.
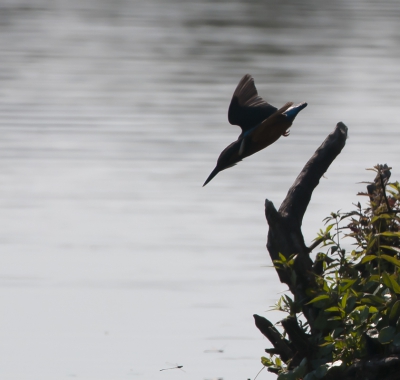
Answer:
(1, 0, 400, 379)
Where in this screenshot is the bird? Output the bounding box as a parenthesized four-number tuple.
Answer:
(203, 74, 307, 186)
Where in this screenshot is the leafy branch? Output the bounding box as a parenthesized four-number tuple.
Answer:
(254, 128, 400, 380)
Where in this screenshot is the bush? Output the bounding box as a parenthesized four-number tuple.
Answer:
(261, 165, 400, 380)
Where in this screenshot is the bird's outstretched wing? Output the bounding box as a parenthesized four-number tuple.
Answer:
(249, 102, 293, 143)
(228, 74, 277, 133)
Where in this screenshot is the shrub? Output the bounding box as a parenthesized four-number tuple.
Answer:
(261, 165, 400, 380)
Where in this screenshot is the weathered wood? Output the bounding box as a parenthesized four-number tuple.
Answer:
(264, 122, 348, 328)
(265, 122, 348, 281)
(255, 122, 348, 366)
(253, 314, 295, 364)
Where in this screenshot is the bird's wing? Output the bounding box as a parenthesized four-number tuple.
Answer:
(228, 74, 277, 132)
(249, 102, 293, 143)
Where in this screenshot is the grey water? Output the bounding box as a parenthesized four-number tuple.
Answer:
(0, 0, 400, 379)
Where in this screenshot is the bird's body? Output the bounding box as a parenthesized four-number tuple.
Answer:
(203, 74, 307, 186)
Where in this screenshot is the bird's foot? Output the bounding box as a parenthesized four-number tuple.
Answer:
(283, 130, 290, 137)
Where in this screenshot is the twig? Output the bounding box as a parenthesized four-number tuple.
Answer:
(379, 171, 392, 213)
(253, 366, 265, 380)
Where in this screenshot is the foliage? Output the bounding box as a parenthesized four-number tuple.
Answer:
(261, 165, 400, 379)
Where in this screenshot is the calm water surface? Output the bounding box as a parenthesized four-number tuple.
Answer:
(1, 0, 400, 379)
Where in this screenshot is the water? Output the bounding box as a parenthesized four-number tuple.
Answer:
(1, 0, 400, 379)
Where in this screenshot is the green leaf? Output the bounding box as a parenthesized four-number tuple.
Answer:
(366, 237, 377, 252)
(388, 183, 400, 191)
(325, 306, 342, 312)
(389, 301, 400, 326)
(389, 275, 400, 294)
(277, 358, 307, 380)
(361, 255, 377, 264)
(261, 356, 273, 366)
(378, 326, 396, 344)
(382, 272, 393, 289)
(345, 296, 357, 313)
(307, 295, 330, 304)
(327, 316, 342, 321)
(284, 294, 293, 305)
(340, 279, 357, 292)
(369, 275, 381, 282)
(381, 245, 400, 254)
(381, 254, 400, 267)
(278, 252, 287, 263)
(325, 224, 334, 233)
(371, 214, 392, 223)
(314, 364, 328, 378)
(360, 295, 386, 306)
(277, 370, 293, 380)
(341, 292, 348, 309)
(379, 231, 400, 237)
(303, 372, 318, 380)
(361, 295, 385, 305)
(332, 327, 344, 338)
(360, 306, 369, 323)
(369, 306, 378, 313)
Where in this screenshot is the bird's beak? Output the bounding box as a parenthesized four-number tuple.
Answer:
(203, 167, 220, 187)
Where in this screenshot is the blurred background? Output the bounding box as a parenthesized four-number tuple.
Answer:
(0, 0, 400, 379)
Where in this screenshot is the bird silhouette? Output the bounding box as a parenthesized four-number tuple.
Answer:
(203, 74, 307, 186)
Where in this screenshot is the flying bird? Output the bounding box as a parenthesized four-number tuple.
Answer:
(203, 74, 307, 186)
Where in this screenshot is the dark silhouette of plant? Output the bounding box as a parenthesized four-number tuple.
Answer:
(258, 164, 400, 380)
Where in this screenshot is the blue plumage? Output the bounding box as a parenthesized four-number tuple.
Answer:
(283, 103, 308, 122)
(203, 74, 307, 187)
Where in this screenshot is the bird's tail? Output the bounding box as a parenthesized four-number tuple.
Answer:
(203, 167, 220, 187)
